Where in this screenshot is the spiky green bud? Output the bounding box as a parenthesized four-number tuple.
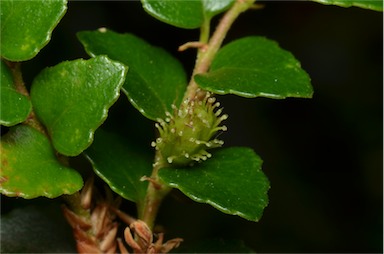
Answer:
(152, 93, 228, 166)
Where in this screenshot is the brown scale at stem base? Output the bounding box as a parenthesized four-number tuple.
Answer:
(63, 177, 182, 254)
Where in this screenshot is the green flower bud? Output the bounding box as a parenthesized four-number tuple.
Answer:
(152, 93, 228, 166)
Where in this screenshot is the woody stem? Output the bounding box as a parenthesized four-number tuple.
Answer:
(139, 152, 171, 230)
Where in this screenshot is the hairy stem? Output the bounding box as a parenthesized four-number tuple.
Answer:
(139, 152, 171, 230)
(184, 0, 256, 101)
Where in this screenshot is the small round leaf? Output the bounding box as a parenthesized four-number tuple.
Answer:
(158, 147, 270, 222)
(141, 0, 203, 29)
(312, 0, 383, 11)
(195, 36, 313, 99)
(78, 29, 187, 121)
(1, 0, 67, 61)
(0, 61, 31, 126)
(84, 129, 153, 207)
(203, 0, 235, 19)
(141, 0, 235, 29)
(30, 56, 128, 156)
(0, 125, 83, 199)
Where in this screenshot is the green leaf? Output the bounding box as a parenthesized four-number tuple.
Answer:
(140, 0, 235, 29)
(84, 129, 152, 207)
(0, 61, 31, 126)
(77, 29, 187, 121)
(311, 0, 383, 11)
(203, 0, 235, 19)
(195, 36, 313, 99)
(158, 147, 270, 222)
(30, 56, 127, 156)
(0, 0, 67, 61)
(141, 0, 202, 28)
(0, 125, 83, 199)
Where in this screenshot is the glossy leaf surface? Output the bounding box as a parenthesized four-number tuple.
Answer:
(141, 0, 234, 28)
(78, 29, 187, 121)
(0, 61, 31, 126)
(141, 0, 203, 28)
(84, 129, 152, 206)
(30, 56, 127, 156)
(0, 0, 67, 61)
(0, 125, 83, 199)
(203, 0, 235, 18)
(312, 0, 383, 11)
(195, 36, 313, 99)
(159, 147, 270, 222)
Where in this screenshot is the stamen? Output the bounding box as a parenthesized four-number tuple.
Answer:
(220, 114, 229, 121)
(167, 157, 174, 163)
(208, 97, 216, 104)
(215, 108, 223, 116)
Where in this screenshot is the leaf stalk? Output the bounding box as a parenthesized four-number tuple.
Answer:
(5, 61, 48, 135)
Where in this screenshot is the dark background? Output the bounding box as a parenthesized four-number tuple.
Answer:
(2, 1, 382, 253)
